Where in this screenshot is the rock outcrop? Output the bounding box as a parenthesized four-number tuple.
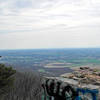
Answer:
(61, 67, 100, 86)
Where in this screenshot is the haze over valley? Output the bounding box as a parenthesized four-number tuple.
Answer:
(0, 48, 100, 76)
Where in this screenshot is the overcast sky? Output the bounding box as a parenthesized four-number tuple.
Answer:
(0, 0, 100, 49)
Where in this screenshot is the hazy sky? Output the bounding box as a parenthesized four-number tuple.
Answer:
(0, 0, 100, 49)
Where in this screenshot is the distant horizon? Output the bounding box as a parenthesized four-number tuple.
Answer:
(0, 47, 100, 51)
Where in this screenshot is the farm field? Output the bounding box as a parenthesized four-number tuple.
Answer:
(0, 48, 100, 76)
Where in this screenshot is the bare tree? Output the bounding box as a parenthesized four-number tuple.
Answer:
(3, 72, 42, 100)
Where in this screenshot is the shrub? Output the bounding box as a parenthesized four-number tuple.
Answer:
(0, 64, 16, 97)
